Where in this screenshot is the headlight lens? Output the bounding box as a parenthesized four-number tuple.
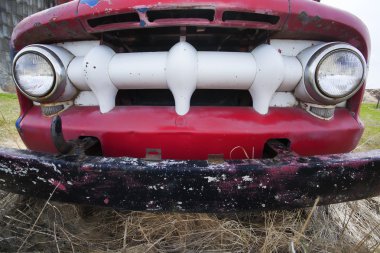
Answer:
(316, 50, 364, 98)
(14, 53, 55, 97)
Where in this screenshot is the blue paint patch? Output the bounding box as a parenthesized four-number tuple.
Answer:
(80, 0, 100, 8)
(15, 116, 23, 134)
(140, 20, 146, 27)
(137, 7, 148, 13)
(10, 47, 16, 61)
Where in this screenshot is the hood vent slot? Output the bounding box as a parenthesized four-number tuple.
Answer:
(88, 12, 140, 28)
(147, 9, 215, 22)
(222, 11, 279, 24)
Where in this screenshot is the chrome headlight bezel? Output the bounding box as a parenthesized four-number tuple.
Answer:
(12, 45, 67, 102)
(303, 43, 366, 104)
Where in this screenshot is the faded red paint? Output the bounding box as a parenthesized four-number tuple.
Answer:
(11, 1, 94, 50)
(49, 179, 67, 191)
(18, 106, 363, 159)
(55, 0, 73, 4)
(11, 0, 370, 55)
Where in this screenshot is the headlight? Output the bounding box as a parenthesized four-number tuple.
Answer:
(316, 50, 365, 98)
(14, 53, 55, 97)
(295, 42, 367, 105)
(12, 45, 74, 102)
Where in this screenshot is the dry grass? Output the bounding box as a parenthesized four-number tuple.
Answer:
(0, 93, 24, 149)
(0, 93, 380, 252)
(0, 198, 379, 252)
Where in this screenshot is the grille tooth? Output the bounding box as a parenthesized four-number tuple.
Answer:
(309, 106, 335, 119)
(301, 103, 335, 120)
(41, 105, 65, 117)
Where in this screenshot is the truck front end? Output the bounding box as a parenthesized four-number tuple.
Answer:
(1, 0, 379, 212)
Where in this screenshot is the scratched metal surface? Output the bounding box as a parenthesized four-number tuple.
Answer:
(0, 145, 380, 212)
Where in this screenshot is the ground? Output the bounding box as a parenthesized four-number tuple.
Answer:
(0, 93, 24, 149)
(0, 92, 380, 252)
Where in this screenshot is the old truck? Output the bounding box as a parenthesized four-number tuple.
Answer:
(0, 0, 379, 212)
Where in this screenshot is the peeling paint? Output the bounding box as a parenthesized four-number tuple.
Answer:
(242, 176, 253, 182)
(80, 0, 100, 8)
(48, 179, 66, 191)
(0, 145, 380, 212)
(136, 7, 148, 13)
(204, 176, 219, 183)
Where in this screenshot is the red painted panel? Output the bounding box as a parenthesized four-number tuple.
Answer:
(56, 0, 73, 4)
(19, 106, 363, 160)
(16, 90, 33, 117)
(76, 0, 289, 33)
(11, 0, 370, 58)
(11, 1, 94, 50)
(10, 0, 370, 158)
(11, 0, 369, 53)
(285, 0, 370, 58)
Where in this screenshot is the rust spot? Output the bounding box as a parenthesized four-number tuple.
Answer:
(48, 21, 58, 28)
(298, 11, 321, 26)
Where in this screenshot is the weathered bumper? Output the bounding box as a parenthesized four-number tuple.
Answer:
(0, 144, 380, 212)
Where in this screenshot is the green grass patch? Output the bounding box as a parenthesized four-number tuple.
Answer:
(357, 103, 380, 151)
(0, 93, 20, 147)
(0, 93, 18, 100)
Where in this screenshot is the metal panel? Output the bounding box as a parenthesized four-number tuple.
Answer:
(0, 142, 379, 212)
(18, 106, 363, 159)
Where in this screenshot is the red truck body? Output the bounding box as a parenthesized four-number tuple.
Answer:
(11, 0, 370, 160)
(1, 0, 379, 212)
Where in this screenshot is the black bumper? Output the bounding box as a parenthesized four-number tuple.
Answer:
(0, 143, 380, 212)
